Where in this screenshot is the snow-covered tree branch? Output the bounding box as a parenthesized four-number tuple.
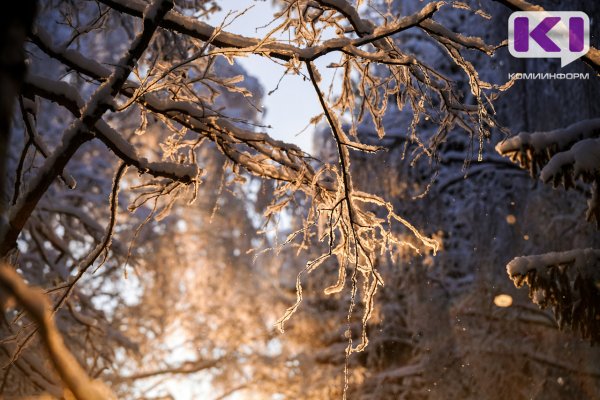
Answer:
(507, 249, 600, 343)
(497, 118, 600, 226)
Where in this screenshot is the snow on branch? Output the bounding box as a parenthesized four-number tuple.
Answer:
(18, 95, 76, 192)
(99, 0, 452, 61)
(0, 0, 172, 256)
(24, 75, 200, 184)
(97, 121, 199, 182)
(0, 263, 116, 399)
(98, 0, 301, 61)
(507, 248, 600, 343)
(27, 28, 440, 359)
(497, 119, 600, 226)
(29, 32, 324, 191)
(317, 0, 497, 54)
(541, 138, 600, 185)
(496, 118, 600, 176)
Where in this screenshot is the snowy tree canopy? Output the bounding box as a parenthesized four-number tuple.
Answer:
(0, 0, 598, 398)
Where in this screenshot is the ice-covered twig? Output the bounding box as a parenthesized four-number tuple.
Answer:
(99, 0, 449, 61)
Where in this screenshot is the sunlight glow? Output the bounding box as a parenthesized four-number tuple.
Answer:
(493, 294, 513, 308)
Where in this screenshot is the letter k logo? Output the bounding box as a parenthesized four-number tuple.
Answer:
(514, 17, 561, 52)
(508, 12, 590, 68)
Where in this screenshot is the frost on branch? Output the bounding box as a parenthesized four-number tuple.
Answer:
(265, 0, 514, 359)
(496, 118, 600, 226)
(272, 167, 440, 354)
(507, 249, 600, 343)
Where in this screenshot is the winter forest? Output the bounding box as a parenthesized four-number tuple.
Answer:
(0, 0, 599, 398)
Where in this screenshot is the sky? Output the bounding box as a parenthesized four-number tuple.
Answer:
(207, 0, 341, 154)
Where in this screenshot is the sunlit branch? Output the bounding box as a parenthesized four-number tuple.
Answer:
(0, 263, 116, 399)
(29, 32, 325, 190)
(98, 0, 473, 63)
